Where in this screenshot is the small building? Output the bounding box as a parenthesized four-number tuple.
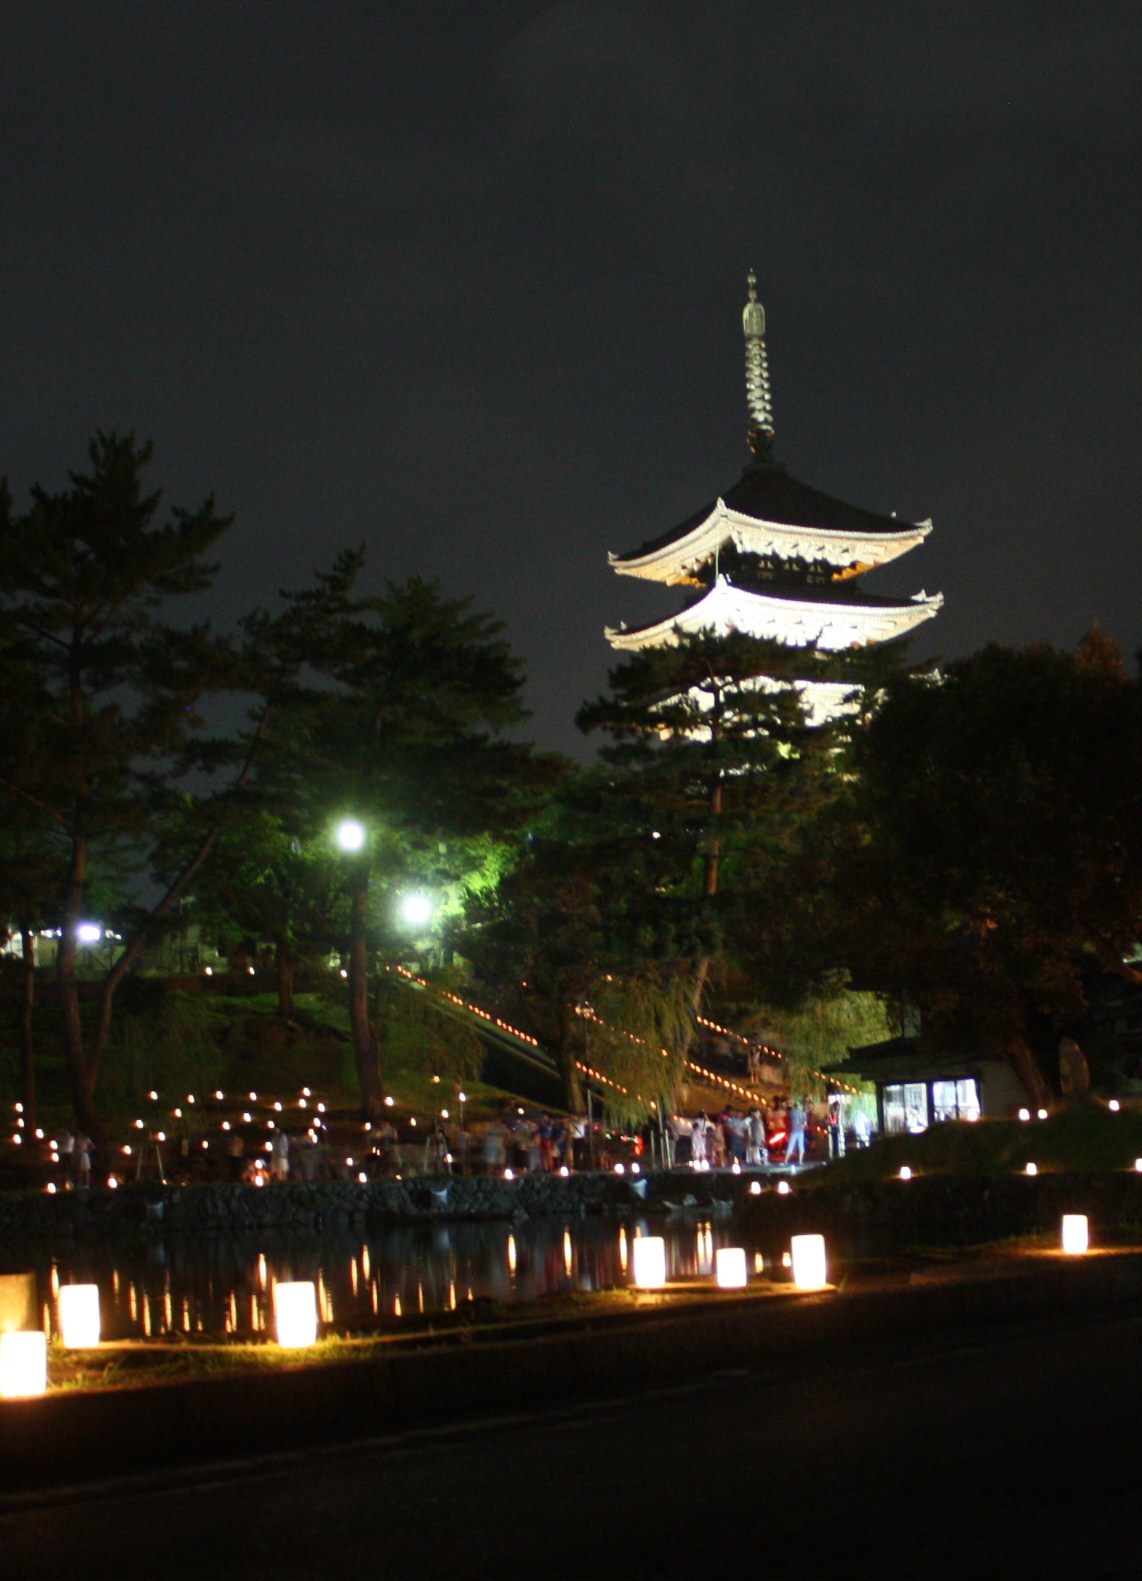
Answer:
(828, 1037, 1032, 1135)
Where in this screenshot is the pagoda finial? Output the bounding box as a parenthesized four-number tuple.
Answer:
(742, 270, 775, 459)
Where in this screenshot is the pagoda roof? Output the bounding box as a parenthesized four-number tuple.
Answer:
(605, 575, 943, 653)
(610, 459, 932, 584)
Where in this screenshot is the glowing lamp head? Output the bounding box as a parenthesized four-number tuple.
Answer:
(76, 922, 102, 944)
(790, 1233, 828, 1290)
(715, 1247, 748, 1289)
(1108, 1099, 1121, 1113)
(1061, 1214, 1089, 1255)
(400, 892, 432, 928)
(274, 1281, 318, 1347)
(899, 1166, 912, 1181)
(749, 1180, 762, 1196)
(59, 1284, 101, 1348)
(336, 819, 366, 853)
(0, 1332, 47, 1397)
(776, 1179, 791, 1196)
(632, 1236, 667, 1289)
(1025, 1162, 1038, 1176)
(1018, 1108, 1030, 1122)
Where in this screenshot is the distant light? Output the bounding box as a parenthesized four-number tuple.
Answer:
(340, 969, 348, 978)
(1037, 1108, 1049, 1120)
(336, 819, 366, 852)
(630, 1161, 640, 1175)
(899, 1166, 913, 1181)
(558, 1166, 570, 1177)
(731, 1161, 741, 1175)
(273, 1102, 282, 1112)
(749, 1181, 762, 1196)
(214, 1090, 224, 1101)
(204, 966, 213, 975)
(614, 1163, 625, 1175)
(134, 1119, 144, 1130)
(59, 1285, 101, 1348)
(383, 1096, 394, 1108)
(358, 1172, 367, 1184)
(1135, 1158, 1142, 1173)
(77, 922, 102, 945)
(504, 1168, 514, 1180)
(247, 966, 255, 975)
(1062, 1214, 1089, 1255)
(156, 1131, 166, 1143)
(716, 1248, 748, 1289)
(1025, 1162, 1038, 1176)
(148, 1090, 158, 1102)
(776, 1179, 791, 1196)
(458, 1092, 467, 1103)
(790, 1234, 828, 1290)
(1018, 1108, 1030, 1122)
(441, 1109, 449, 1120)
(249, 1092, 257, 1102)
(1109, 1099, 1121, 1113)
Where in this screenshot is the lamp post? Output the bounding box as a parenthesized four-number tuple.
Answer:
(335, 819, 384, 1120)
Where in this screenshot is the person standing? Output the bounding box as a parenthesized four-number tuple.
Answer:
(785, 1099, 806, 1166)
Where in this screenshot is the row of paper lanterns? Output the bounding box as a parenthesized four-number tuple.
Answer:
(0, 1279, 320, 1398)
(631, 1213, 1094, 1291)
(0, 1215, 1096, 1398)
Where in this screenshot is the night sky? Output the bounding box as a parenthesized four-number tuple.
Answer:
(3, 2, 1139, 758)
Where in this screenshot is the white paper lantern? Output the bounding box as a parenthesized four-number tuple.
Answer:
(274, 1281, 318, 1347)
(1061, 1215, 1089, 1256)
(715, 1247, 748, 1289)
(790, 1234, 828, 1290)
(632, 1237, 667, 1289)
(0, 1331, 47, 1397)
(59, 1284, 101, 1348)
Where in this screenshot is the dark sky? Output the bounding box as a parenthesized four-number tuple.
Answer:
(3, 2, 1139, 758)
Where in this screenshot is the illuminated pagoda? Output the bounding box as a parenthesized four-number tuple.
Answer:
(605, 275, 942, 724)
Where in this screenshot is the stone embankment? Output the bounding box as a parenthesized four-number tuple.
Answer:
(2, 1165, 1142, 1250)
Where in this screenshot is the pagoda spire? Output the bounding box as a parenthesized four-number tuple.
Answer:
(742, 270, 775, 459)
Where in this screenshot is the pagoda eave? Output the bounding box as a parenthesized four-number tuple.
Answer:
(605, 577, 943, 654)
(609, 499, 932, 585)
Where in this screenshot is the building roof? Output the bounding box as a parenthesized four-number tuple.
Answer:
(605, 574, 943, 653)
(611, 457, 932, 576)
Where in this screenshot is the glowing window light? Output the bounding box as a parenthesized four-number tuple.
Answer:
(1061, 1214, 1089, 1255)
(0, 1331, 47, 1397)
(632, 1236, 667, 1289)
(790, 1234, 828, 1291)
(749, 1180, 762, 1196)
(59, 1284, 101, 1348)
(716, 1247, 748, 1289)
(274, 1282, 318, 1347)
(1025, 1162, 1038, 1176)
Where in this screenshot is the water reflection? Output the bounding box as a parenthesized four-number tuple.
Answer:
(30, 1216, 762, 1341)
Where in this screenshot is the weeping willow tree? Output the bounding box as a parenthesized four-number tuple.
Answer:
(743, 980, 891, 1097)
(580, 972, 694, 1126)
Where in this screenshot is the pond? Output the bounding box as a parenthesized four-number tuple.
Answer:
(28, 1215, 766, 1342)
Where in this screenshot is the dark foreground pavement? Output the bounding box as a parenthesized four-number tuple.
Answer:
(2, 1302, 1140, 1580)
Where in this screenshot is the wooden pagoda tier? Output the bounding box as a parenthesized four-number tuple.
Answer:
(609, 461, 933, 587)
(605, 573, 943, 654)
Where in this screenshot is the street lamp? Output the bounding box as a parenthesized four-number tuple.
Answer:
(400, 892, 433, 929)
(334, 818, 383, 1119)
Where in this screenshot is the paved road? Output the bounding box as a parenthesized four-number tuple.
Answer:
(2, 1306, 1139, 1578)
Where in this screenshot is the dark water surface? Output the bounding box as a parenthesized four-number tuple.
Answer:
(30, 1215, 765, 1341)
